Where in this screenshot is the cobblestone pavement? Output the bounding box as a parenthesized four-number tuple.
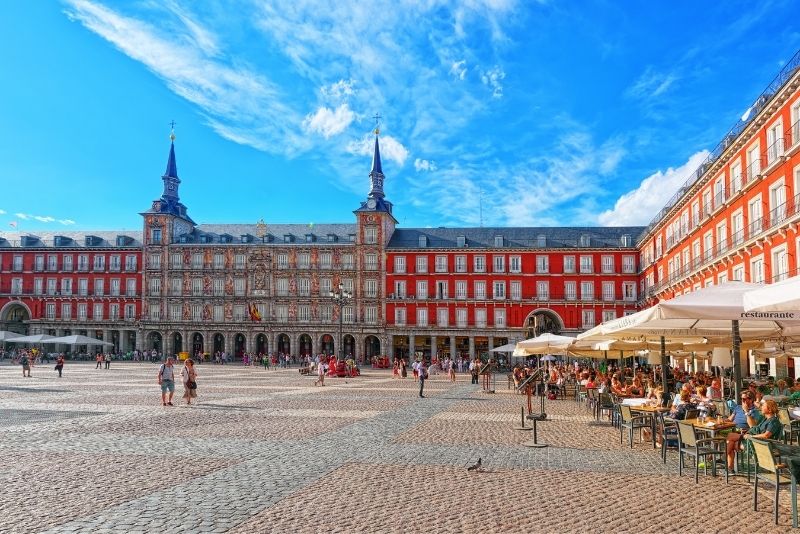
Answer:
(0, 362, 794, 533)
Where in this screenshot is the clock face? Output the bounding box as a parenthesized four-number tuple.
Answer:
(367, 199, 377, 209)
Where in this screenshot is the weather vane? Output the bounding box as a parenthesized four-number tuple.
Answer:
(373, 113, 381, 135)
(169, 120, 176, 142)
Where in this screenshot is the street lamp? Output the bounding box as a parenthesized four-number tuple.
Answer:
(329, 283, 352, 361)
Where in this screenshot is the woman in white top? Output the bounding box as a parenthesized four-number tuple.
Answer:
(181, 358, 198, 405)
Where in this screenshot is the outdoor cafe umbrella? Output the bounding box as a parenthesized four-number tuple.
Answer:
(46, 334, 113, 347)
(513, 333, 575, 356)
(7, 334, 57, 344)
(576, 282, 800, 402)
(0, 331, 21, 342)
(489, 342, 518, 353)
(743, 276, 800, 313)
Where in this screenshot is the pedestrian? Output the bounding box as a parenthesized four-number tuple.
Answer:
(314, 360, 326, 386)
(262, 354, 269, 370)
(412, 360, 419, 382)
(448, 359, 456, 383)
(400, 358, 407, 379)
(95, 353, 103, 369)
(158, 357, 176, 406)
(181, 358, 198, 405)
(21, 353, 32, 378)
(104, 352, 111, 370)
(470, 358, 480, 385)
(418, 360, 428, 398)
(54, 354, 65, 378)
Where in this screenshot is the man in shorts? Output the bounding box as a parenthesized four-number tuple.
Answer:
(158, 357, 176, 406)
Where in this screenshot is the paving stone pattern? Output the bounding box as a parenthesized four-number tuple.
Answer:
(0, 362, 794, 532)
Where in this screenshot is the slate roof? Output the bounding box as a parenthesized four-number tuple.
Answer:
(190, 223, 357, 245)
(0, 231, 143, 249)
(387, 226, 647, 250)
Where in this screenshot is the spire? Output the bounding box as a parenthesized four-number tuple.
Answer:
(161, 124, 181, 201)
(368, 116, 385, 199)
(164, 141, 178, 178)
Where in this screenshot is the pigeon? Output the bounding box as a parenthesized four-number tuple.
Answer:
(467, 457, 482, 471)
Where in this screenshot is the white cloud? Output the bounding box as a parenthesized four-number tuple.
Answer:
(15, 213, 29, 220)
(346, 133, 409, 167)
(0, 209, 5, 215)
(33, 216, 55, 223)
(449, 60, 467, 80)
(598, 150, 710, 226)
(627, 67, 678, 100)
(414, 158, 437, 172)
(481, 66, 505, 98)
(59, 219, 77, 226)
(321, 79, 356, 100)
(303, 104, 355, 138)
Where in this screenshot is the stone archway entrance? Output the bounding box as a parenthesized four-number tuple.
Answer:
(364, 335, 381, 360)
(523, 309, 564, 339)
(0, 302, 30, 334)
(255, 334, 268, 355)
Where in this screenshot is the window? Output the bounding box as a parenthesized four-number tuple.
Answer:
(191, 304, 202, 321)
(622, 255, 635, 273)
(457, 235, 466, 247)
(213, 278, 224, 296)
(510, 281, 521, 301)
(437, 308, 449, 327)
(748, 196, 763, 235)
(93, 303, 103, 320)
(565, 281, 576, 301)
(45, 303, 56, 320)
(436, 281, 448, 299)
(61, 303, 72, 320)
(537, 235, 547, 248)
(47, 278, 57, 295)
(492, 255, 505, 273)
(766, 118, 784, 165)
(416, 256, 427, 273)
(319, 305, 332, 322)
(298, 252, 310, 269)
(475, 308, 487, 327)
(47, 255, 58, 271)
(455, 255, 467, 273)
(151, 228, 161, 244)
(342, 254, 354, 270)
(12, 255, 23, 271)
(474, 255, 485, 273)
(494, 235, 504, 247)
(125, 304, 135, 320)
(746, 142, 761, 180)
(364, 226, 377, 244)
(320, 252, 332, 269)
(320, 278, 332, 296)
(394, 256, 406, 273)
(298, 305, 311, 322)
(579, 255, 593, 273)
(170, 277, 181, 296)
(394, 280, 406, 298)
(510, 256, 522, 273)
(563, 255, 575, 273)
(417, 308, 428, 326)
(621, 234, 632, 247)
(149, 253, 161, 269)
(63, 255, 73, 271)
(276, 305, 288, 322)
(10, 278, 22, 295)
(276, 278, 289, 297)
(170, 304, 181, 321)
(456, 308, 468, 328)
(435, 255, 448, 273)
(365, 306, 377, 324)
(34, 278, 43, 295)
(602, 281, 614, 301)
(769, 179, 787, 224)
(395, 308, 407, 325)
(582, 310, 595, 328)
(602, 310, 616, 322)
(148, 278, 161, 296)
(581, 281, 594, 301)
(493, 281, 506, 299)
(191, 278, 202, 296)
(417, 235, 428, 248)
(623, 282, 636, 301)
(60, 278, 73, 296)
(77, 303, 88, 321)
(298, 278, 311, 296)
(718, 271, 729, 285)
(342, 278, 354, 295)
(730, 161, 742, 194)
(276, 253, 288, 269)
(94, 279, 104, 296)
(416, 280, 428, 299)
(750, 255, 765, 283)
(601, 255, 614, 273)
(474, 281, 486, 300)
(536, 255, 548, 273)
(109, 254, 121, 271)
(772, 246, 789, 282)
(93, 255, 105, 271)
(364, 279, 378, 298)
(170, 253, 182, 269)
(110, 279, 120, 297)
(579, 234, 590, 247)
(234, 278, 245, 296)
(494, 309, 506, 327)
(456, 280, 467, 299)
(365, 253, 378, 271)
(537, 281, 549, 301)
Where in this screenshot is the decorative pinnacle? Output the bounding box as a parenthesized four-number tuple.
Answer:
(373, 113, 381, 135)
(169, 120, 176, 142)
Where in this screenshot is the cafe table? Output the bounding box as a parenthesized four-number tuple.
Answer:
(631, 404, 671, 447)
(683, 418, 736, 438)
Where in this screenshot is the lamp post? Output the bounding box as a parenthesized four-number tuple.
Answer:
(329, 283, 352, 361)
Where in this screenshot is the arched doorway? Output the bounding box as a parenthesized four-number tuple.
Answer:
(364, 335, 381, 360)
(256, 333, 268, 355)
(213, 333, 225, 354)
(0, 301, 31, 334)
(234, 333, 246, 357)
(192, 333, 204, 358)
(298, 334, 312, 356)
(147, 332, 162, 352)
(320, 334, 334, 355)
(172, 332, 183, 355)
(523, 309, 564, 338)
(343, 334, 355, 359)
(277, 333, 290, 354)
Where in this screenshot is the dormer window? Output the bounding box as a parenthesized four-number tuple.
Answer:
(419, 235, 428, 248)
(327, 234, 337, 243)
(621, 234, 632, 247)
(284, 234, 293, 243)
(457, 235, 466, 248)
(305, 234, 315, 243)
(580, 234, 591, 247)
(537, 235, 546, 248)
(494, 235, 504, 247)
(348, 234, 356, 242)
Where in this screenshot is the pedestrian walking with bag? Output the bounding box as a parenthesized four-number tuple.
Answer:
(54, 354, 65, 378)
(181, 358, 198, 405)
(158, 357, 176, 406)
(418, 360, 428, 398)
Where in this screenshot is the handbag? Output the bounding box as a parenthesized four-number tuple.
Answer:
(188, 380, 197, 390)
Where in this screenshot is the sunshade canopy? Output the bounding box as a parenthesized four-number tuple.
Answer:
(46, 334, 113, 346)
(743, 277, 800, 314)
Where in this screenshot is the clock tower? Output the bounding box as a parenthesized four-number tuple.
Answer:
(140, 127, 196, 244)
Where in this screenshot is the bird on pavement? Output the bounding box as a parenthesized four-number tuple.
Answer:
(467, 457, 482, 471)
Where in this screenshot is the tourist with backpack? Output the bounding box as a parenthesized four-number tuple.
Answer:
(158, 357, 176, 406)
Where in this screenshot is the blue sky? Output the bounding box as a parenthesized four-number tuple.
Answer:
(1, 1, 799, 232)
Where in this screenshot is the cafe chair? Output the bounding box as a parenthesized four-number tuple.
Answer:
(750, 438, 792, 525)
(619, 405, 651, 448)
(676, 421, 728, 484)
(597, 393, 617, 426)
(778, 409, 800, 445)
(712, 400, 728, 418)
(657, 413, 679, 463)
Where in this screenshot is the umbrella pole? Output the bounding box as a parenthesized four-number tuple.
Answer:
(660, 336, 669, 408)
(732, 320, 743, 401)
